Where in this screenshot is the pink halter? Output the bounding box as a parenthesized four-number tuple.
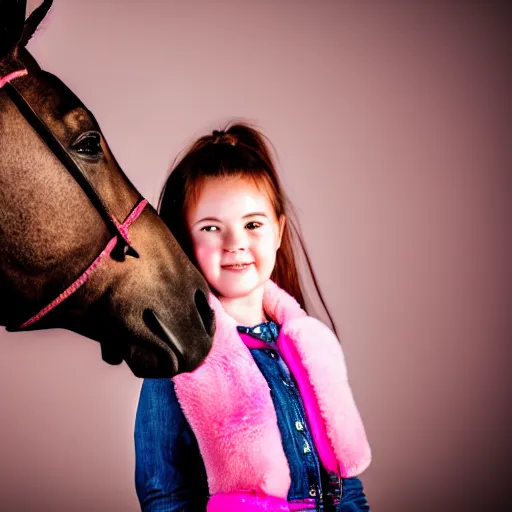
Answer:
(19, 199, 148, 329)
(2, 68, 148, 329)
(0, 69, 28, 89)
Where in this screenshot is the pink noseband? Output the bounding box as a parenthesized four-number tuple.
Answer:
(19, 199, 148, 329)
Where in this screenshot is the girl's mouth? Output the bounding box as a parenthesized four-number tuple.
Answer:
(221, 263, 254, 271)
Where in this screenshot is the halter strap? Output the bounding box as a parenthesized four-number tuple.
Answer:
(2, 73, 134, 250)
(18, 199, 148, 329)
(0, 68, 28, 89)
(1, 67, 148, 330)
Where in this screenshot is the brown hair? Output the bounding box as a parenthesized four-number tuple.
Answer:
(159, 122, 338, 336)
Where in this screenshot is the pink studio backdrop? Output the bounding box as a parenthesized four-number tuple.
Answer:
(1, 1, 508, 511)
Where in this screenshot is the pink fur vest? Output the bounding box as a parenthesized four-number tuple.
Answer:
(173, 280, 371, 500)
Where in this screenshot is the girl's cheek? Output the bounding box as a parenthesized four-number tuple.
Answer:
(197, 233, 221, 249)
(190, 237, 212, 257)
(195, 245, 218, 266)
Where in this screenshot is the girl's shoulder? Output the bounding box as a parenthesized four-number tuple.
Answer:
(283, 313, 337, 337)
(281, 314, 347, 361)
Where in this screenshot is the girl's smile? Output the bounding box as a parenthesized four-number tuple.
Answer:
(221, 262, 254, 271)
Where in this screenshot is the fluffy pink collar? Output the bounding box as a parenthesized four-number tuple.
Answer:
(173, 280, 371, 498)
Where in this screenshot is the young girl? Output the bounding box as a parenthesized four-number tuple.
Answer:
(134, 123, 372, 511)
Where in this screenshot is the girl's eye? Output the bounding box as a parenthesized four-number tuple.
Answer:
(201, 226, 219, 232)
(246, 222, 261, 230)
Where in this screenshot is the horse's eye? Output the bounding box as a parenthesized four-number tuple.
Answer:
(71, 132, 103, 157)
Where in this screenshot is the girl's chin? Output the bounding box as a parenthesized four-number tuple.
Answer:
(215, 282, 264, 300)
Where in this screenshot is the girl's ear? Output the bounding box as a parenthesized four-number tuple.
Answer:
(277, 215, 286, 248)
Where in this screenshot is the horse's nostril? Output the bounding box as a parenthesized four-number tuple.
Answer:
(194, 289, 215, 338)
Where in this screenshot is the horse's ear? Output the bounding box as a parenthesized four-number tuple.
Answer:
(0, 0, 28, 58)
(18, 0, 53, 48)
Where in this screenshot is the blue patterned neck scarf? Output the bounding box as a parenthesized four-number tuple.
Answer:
(237, 321, 280, 343)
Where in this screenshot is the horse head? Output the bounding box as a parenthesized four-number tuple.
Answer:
(0, 0, 215, 377)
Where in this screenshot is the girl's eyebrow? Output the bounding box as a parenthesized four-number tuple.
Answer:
(243, 212, 268, 219)
(194, 216, 222, 226)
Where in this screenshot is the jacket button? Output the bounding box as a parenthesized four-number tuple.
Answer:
(295, 420, 304, 431)
(303, 442, 311, 454)
(309, 486, 317, 497)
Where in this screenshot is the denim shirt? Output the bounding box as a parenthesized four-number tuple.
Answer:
(134, 322, 370, 512)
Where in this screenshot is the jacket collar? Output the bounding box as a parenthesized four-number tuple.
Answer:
(173, 280, 371, 498)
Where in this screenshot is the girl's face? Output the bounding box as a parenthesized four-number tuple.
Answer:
(186, 176, 285, 302)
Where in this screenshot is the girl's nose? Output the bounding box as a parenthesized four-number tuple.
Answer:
(223, 229, 247, 252)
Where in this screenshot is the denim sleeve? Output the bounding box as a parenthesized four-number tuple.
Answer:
(134, 378, 208, 512)
(339, 476, 370, 511)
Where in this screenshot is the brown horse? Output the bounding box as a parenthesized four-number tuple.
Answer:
(0, 0, 214, 377)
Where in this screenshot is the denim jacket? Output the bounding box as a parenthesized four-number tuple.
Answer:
(135, 322, 370, 512)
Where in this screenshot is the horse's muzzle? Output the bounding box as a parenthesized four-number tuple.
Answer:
(147, 309, 186, 373)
